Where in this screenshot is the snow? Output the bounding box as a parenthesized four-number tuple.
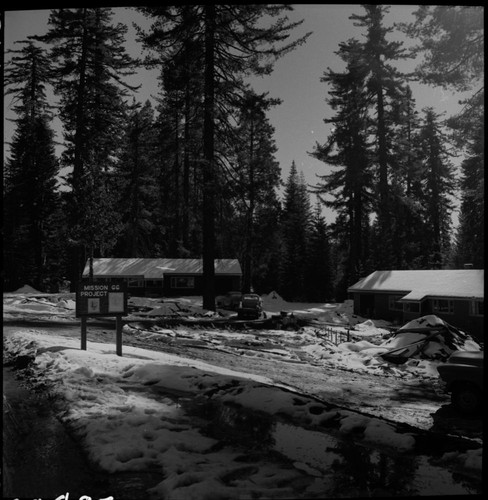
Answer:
(12, 284, 43, 294)
(260, 293, 374, 327)
(3, 292, 78, 319)
(3, 289, 483, 498)
(348, 269, 484, 300)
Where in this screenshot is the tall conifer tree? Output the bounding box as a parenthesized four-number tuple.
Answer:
(4, 40, 60, 291)
(416, 108, 455, 268)
(350, 5, 410, 268)
(280, 162, 311, 301)
(306, 202, 334, 301)
(137, 5, 311, 309)
(232, 91, 281, 292)
(402, 6, 484, 269)
(115, 100, 159, 257)
(387, 85, 426, 268)
(452, 120, 484, 269)
(311, 38, 373, 294)
(38, 8, 138, 285)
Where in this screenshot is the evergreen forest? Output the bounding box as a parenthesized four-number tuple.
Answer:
(3, 5, 484, 308)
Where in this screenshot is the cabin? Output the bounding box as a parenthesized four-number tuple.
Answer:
(347, 269, 484, 341)
(82, 258, 242, 297)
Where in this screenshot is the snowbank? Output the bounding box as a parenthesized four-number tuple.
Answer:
(352, 319, 390, 337)
(12, 284, 42, 294)
(261, 290, 290, 312)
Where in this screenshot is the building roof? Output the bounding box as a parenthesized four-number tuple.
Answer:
(347, 270, 484, 301)
(82, 258, 242, 279)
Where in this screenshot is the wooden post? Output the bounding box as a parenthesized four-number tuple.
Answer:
(116, 316, 123, 356)
(81, 316, 87, 350)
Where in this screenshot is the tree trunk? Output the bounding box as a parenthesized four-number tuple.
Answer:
(202, 4, 216, 310)
(183, 81, 191, 250)
(243, 117, 255, 293)
(70, 8, 89, 291)
(89, 244, 94, 278)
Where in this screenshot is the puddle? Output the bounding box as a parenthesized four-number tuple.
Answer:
(181, 396, 482, 497)
(274, 422, 481, 496)
(273, 422, 342, 471)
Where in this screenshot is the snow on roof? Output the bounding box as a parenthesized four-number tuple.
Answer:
(347, 270, 484, 300)
(82, 258, 242, 279)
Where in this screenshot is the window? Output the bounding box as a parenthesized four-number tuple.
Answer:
(128, 278, 144, 287)
(388, 295, 404, 311)
(404, 302, 420, 313)
(171, 276, 195, 289)
(146, 279, 163, 288)
(432, 299, 454, 314)
(470, 300, 484, 316)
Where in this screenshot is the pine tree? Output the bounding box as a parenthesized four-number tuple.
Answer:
(38, 8, 138, 286)
(150, 93, 197, 257)
(306, 202, 334, 302)
(136, 5, 205, 257)
(416, 108, 456, 268)
(4, 40, 60, 291)
(401, 6, 483, 93)
(383, 84, 429, 269)
(350, 5, 411, 269)
(252, 196, 282, 294)
(402, 6, 484, 270)
(311, 38, 373, 292)
(114, 100, 159, 257)
(231, 91, 282, 292)
(280, 162, 311, 301)
(4, 116, 60, 291)
(452, 118, 484, 269)
(137, 5, 311, 309)
(158, 37, 205, 257)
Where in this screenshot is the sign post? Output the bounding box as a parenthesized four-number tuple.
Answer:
(81, 317, 87, 350)
(116, 316, 123, 356)
(76, 279, 128, 356)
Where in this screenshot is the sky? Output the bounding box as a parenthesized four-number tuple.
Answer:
(3, 5, 468, 223)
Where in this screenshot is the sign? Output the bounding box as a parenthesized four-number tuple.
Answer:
(76, 279, 128, 317)
(76, 278, 128, 356)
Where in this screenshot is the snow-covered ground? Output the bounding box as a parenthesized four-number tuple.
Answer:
(3, 287, 483, 498)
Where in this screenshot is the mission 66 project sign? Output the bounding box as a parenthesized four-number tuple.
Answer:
(76, 279, 128, 317)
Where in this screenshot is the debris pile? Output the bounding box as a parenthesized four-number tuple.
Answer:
(378, 315, 481, 364)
